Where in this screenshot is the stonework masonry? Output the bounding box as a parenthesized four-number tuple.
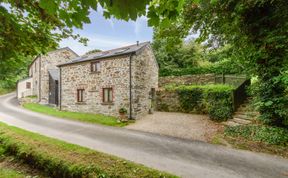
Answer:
(28, 48, 78, 104)
(60, 44, 158, 119)
(132, 46, 159, 118)
(159, 74, 215, 88)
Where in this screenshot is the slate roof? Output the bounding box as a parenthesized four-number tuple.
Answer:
(48, 69, 60, 81)
(58, 42, 150, 67)
(28, 47, 79, 70)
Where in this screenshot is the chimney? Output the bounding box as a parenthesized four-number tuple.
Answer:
(136, 41, 139, 46)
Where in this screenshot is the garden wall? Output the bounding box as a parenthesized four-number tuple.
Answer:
(156, 85, 235, 121)
(159, 74, 215, 87)
(159, 74, 247, 88)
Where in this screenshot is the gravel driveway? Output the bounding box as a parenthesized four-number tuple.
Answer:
(126, 112, 224, 142)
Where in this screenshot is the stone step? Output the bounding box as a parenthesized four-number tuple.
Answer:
(235, 111, 259, 115)
(223, 120, 241, 127)
(233, 114, 251, 120)
(232, 117, 252, 124)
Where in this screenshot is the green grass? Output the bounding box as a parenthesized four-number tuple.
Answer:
(0, 122, 177, 178)
(0, 168, 26, 178)
(23, 103, 127, 127)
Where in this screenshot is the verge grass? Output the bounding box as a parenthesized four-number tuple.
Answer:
(23, 103, 127, 127)
(0, 122, 177, 178)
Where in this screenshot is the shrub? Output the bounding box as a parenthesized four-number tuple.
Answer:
(225, 125, 288, 146)
(165, 84, 234, 121)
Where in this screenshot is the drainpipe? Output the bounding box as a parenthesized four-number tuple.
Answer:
(59, 67, 62, 110)
(39, 55, 42, 102)
(129, 53, 134, 120)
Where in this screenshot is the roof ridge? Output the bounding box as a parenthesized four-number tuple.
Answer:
(86, 41, 150, 57)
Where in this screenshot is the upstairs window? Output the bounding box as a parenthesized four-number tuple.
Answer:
(26, 82, 31, 89)
(103, 88, 113, 103)
(91, 61, 100, 72)
(77, 89, 84, 102)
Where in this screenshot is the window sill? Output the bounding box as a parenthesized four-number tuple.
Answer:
(101, 102, 114, 106)
(90, 71, 101, 74)
(76, 102, 87, 105)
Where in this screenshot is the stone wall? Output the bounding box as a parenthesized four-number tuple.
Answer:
(27, 48, 77, 104)
(159, 74, 215, 87)
(39, 48, 77, 104)
(60, 45, 159, 119)
(61, 55, 131, 117)
(132, 45, 159, 119)
(29, 57, 41, 99)
(17, 77, 33, 99)
(156, 89, 181, 112)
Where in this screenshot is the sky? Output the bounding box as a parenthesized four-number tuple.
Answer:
(59, 8, 153, 55)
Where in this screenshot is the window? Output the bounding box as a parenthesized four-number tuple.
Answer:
(91, 61, 100, 72)
(26, 82, 31, 89)
(103, 88, 113, 103)
(77, 89, 84, 102)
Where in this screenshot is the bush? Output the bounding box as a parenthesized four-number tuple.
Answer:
(165, 84, 234, 121)
(225, 125, 288, 146)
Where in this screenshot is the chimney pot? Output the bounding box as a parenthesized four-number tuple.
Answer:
(136, 41, 139, 46)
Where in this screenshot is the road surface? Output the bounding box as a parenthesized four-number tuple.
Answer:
(0, 93, 287, 178)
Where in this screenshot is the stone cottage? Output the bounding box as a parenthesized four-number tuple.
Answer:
(58, 42, 159, 119)
(17, 47, 78, 105)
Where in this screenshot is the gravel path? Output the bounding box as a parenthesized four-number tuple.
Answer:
(126, 112, 224, 142)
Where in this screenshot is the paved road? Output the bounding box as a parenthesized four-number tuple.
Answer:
(0, 93, 287, 178)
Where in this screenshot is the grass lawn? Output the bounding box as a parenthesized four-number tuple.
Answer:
(0, 168, 26, 178)
(0, 122, 177, 178)
(23, 103, 128, 127)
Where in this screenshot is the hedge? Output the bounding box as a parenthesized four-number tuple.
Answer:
(0, 123, 177, 178)
(164, 84, 234, 121)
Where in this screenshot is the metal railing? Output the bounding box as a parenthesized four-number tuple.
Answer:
(215, 74, 250, 111)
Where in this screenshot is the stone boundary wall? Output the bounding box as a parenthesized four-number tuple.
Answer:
(156, 90, 181, 112)
(159, 74, 215, 87)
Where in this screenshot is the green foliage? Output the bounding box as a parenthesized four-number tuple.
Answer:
(23, 103, 127, 127)
(0, 55, 33, 89)
(160, 59, 244, 76)
(152, 35, 205, 69)
(85, 49, 102, 55)
(119, 107, 127, 114)
(0, 123, 176, 178)
(225, 125, 288, 146)
(166, 84, 234, 121)
(0, 0, 151, 86)
(0, 168, 27, 178)
(149, 0, 288, 127)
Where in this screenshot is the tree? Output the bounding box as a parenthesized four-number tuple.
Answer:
(0, 0, 151, 88)
(152, 0, 288, 126)
(152, 29, 204, 69)
(85, 49, 102, 55)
